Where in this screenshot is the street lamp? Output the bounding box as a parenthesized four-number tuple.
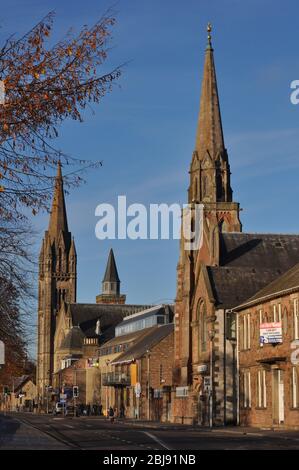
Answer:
(146, 349, 150, 420)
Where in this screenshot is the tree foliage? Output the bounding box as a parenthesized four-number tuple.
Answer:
(0, 10, 121, 221)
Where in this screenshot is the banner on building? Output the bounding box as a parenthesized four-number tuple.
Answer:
(260, 322, 282, 345)
(130, 364, 137, 386)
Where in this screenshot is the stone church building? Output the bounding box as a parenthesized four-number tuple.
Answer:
(172, 27, 299, 425)
(36, 164, 149, 404)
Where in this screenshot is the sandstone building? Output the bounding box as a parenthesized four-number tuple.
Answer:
(235, 262, 299, 427)
(37, 164, 149, 406)
(172, 26, 299, 426)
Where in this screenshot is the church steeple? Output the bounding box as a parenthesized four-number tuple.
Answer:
(37, 161, 77, 399)
(103, 248, 120, 285)
(48, 162, 69, 240)
(189, 23, 233, 205)
(96, 249, 126, 305)
(195, 23, 225, 159)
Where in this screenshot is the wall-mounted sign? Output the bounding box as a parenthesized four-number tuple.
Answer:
(135, 382, 141, 398)
(203, 377, 211, 392)
(197, 364, 208, 373)
(260, 322, 282, 345)
(291, 339, 299, 365)
(176, 386, 189, 397)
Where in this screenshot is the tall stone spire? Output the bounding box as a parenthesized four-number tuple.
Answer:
(189, 23, 234, 205)
(48, 161, 69, 240)
(103, 248, 120, 284)
(195, 23, 225, 159)
(96, 249, 126, 305)
(37, 160, 76, 400)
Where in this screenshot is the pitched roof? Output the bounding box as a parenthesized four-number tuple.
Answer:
(111, 323, 174, 365)
(69, 303, 151, 340)
(207, 233, 299, 309)
(220, 233, 299, 270)
(60, 326, 85, 351)
(10, 375, 35, 391)
(235, 262, 299, 310)
(207, 267, 282, 309)
(103, 249, 120, 283)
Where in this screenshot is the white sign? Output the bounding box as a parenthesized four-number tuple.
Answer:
(203, 377, 211, 392)
(176, 386, 189, 397)
(291, 340, 299, 365)
(197, 364, 208, 373)
(135, 382, 141, 398)
(260, 322, 282, 345)
(0, 341, 4, 365)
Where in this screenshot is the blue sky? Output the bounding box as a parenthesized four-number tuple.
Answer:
(1, 0, 299, 350)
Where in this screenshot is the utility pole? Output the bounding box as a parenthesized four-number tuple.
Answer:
(146, 350, 150, 421)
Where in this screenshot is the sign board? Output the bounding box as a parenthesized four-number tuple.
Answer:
(176, 386, 189, 397)
(291, 339, 299, 365)
(0, 341, 4, 365)
(203, 377, 211, 392)
(135, 382, 141, 398)
(260, 322, 282, 345)
(197, 364, 208, 374)
(130, 364, 137, 386)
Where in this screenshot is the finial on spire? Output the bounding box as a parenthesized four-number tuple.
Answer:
(207, 22, 212, 49)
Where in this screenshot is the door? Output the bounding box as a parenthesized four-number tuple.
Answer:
(278, 370, 284, 424)
(272, 369, 284, 425)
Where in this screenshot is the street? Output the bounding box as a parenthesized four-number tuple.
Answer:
(0, 413, 299, 450)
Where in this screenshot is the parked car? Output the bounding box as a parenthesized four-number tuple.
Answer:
(54, 402, 66, 415)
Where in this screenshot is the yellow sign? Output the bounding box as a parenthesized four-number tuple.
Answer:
(130, 363, 137, 386)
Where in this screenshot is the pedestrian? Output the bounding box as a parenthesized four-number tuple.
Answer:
(99, 404, 103, 416)
(109, 406, 115, 423)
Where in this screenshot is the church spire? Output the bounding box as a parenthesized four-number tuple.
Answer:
(103, 248, 120, 284)
(195, 23, 225, 159)
(96, 249, 126, 305)
(48, 161, 69, 240)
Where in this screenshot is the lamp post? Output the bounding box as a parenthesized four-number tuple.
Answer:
(105, 360, 110, 415)
(208, 325, 215, 428)
(146, 349, 150, 420)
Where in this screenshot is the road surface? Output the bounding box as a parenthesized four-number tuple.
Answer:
(1, 412, 299, 450)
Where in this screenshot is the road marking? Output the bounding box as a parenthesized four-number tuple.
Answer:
(64, 424, 74, 429)
(142, 431, 172, 450)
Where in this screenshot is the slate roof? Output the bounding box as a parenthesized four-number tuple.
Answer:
(60, 326, 85, 351)
(111, 323, 174, 365)
(69, 303, 151, 340)
(103, 249, 120, 283)
(220, 233, 299, 269)
(10, 375, 35, 391)
(207, 232, 299, 309)
(235, 262, 299, 310)
(99, 329, 150, 349)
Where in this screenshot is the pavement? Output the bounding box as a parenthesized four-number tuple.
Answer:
(1, 412, 299, 450)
